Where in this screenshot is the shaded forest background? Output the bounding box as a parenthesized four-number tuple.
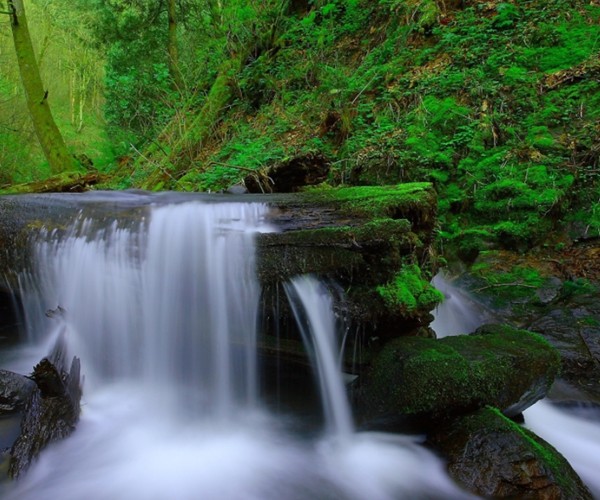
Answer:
(0, 0, 598, 255)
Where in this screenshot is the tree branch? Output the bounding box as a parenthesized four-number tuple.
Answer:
(473, 282, 539, 293)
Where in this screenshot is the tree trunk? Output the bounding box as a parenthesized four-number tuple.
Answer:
(7, 0, 79, 174)
(135, 57, 239, 190)
(167, 0, 184, 90)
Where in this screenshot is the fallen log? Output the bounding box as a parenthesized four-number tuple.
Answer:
(8, 338, 82, 479)
(0, 171, 107, 195)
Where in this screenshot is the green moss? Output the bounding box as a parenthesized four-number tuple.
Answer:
(302, 182, 436, 221)
(470, 259, 547, 306)
(366, 325, 560, 419)
(561, 278, 599, 298)
(477, 407, 587, 494)
(376, 264, 443, 313)
(256, 216, 417, 285)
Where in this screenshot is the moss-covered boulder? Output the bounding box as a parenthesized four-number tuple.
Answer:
(358, 324, 560, 427)
(450, 249, 600, 403)
(429, 407, 592, 499)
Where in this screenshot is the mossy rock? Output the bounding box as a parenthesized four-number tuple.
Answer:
(376, 264, 443, 315)
(359, 324, 560, 427)
(429, 407, 592, 499)
(256, 216, 436, 341)
(258, 183, 439, 340)
(298, 182, 436, 232)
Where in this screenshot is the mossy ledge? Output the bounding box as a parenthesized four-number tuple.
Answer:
(257, 182, 439, 339)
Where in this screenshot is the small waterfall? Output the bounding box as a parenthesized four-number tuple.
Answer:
(284, 276, 353, 439)
(2, 197, 470, 500)
(430, 272, 490, 337)
(15, 201, 269, 418)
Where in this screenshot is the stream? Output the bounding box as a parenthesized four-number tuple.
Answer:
(0, 196, 468, 500)
(1, 193, 597, 498)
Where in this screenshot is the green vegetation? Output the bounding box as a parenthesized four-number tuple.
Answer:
(377, 264, 442, 313)
(0, 0, 597, 255)
(366, 325, 560, 419)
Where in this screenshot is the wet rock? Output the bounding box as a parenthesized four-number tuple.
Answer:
(535, 277, 563, 305)
(429, 407, 592, 499)
(358, 324, 560, 427)
(257, 183, 439, 342)
(9, 339, 82, 479)
(225, 183, 248, 194)
(0, 370, 35, 415)
(528, 294, 600, 403)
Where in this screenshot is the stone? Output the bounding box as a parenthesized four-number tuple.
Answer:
(0, 370, 35, 415)
(358, 324, 560, 427)
(429, 407, 593, 499)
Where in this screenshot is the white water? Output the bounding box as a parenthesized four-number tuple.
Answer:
(12, 202, 265, 416)
(431, 272, 600, 498)
(2, 200, 469, 500)
(524, 402, 600, 498)
(430, 272, 490, 338)
(284, 276, 354, 439)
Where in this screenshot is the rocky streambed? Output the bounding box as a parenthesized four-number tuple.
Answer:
(0, 186, 596, 498)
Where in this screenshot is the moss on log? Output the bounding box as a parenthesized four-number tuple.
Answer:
(1, 172, 106, 195)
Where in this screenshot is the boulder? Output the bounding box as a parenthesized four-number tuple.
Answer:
(528, 293, 600, 403)
(0, 370, 35, 415)
(358, 324, 560, 427)
(429, 407, 592, 499)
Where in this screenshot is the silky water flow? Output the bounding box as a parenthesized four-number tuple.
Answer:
(3, 199, 468, 500)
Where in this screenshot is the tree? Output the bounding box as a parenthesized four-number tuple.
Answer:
(5, 0, 78, 173)
(167, 0, 184, 90)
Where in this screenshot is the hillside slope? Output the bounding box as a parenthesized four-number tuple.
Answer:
(125, 0, 599, 253)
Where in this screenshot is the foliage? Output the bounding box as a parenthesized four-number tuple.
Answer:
(0, 0, 597, 256)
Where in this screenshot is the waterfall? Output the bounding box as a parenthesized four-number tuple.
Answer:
(1, 197, 469, 500)
(14, 201, 268, 417)
(430, 272, 490, 338)
(284, 276, 353, 439)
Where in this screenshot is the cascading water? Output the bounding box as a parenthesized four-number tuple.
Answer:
(13, 202, 265, 417)
(284, 276, 353, 439)
(1, 197, 469, 500)
(430, 272, 490, 337)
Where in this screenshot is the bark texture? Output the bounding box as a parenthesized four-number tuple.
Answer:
(167, 0, 184, 90)
(8, 337, 82, 479)
(7, 0, 78, 174)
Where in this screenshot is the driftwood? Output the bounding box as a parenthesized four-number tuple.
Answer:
(8, 337, 82, 479)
